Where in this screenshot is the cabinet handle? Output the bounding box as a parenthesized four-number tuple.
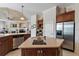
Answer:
(37, 50, 41, 53)
(37, 50, 43, 55)
(37, 50, 41, 56)
(40, 50, 43, 53)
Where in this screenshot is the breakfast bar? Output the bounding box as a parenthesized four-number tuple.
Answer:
(19, 36, 64, 56)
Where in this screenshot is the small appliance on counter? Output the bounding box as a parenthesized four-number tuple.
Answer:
(19, 29, 26, 33)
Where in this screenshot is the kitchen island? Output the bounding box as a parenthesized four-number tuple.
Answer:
(19, 36, 64, 56)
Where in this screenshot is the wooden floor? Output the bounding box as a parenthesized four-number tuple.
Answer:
(5, 49, 79, 56)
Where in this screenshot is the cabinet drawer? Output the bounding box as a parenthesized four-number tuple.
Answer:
(21, 48, 37, 56)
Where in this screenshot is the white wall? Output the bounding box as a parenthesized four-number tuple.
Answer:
(31, 14, 37, 37)
(66, 4, 79, 55)
(43, 7, 56, 38)
(0, 21, 5, 29)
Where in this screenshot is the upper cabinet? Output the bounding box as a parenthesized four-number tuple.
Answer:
(36, 20, 43, 36)
(37, 20, 43, 29)
(56, 11, 75, 22)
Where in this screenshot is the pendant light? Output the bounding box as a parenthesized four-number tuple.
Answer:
(20, 4, 25, 20)
(7, 8, 11, 20)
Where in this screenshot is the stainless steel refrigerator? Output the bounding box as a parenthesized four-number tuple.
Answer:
(56, 21, 75, 52)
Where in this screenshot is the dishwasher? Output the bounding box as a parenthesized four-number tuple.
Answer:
(13, 35, 24, 49)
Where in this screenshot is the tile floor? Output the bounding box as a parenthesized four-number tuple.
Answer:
(6, 49, 79, 56)
(6, 49, 21, 56)
(63, 50, 79, 56)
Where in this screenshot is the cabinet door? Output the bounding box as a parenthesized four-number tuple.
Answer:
(1, 37, 7, 55)
(63, 12, 74, 21)
(0, 36, 13, 56)
(24, 34, 30, 41)
(56, 15, 64, 22)
(56, 11, 75, 22)
(4, 39, 8, 54)
(36, 48, 44, 56)
(43, 48, 57, 56)
(37, 20, 43, 28)
(8, 36, 13, 51)
(21, 48, 37, 56)
(0, 40, 3, 55)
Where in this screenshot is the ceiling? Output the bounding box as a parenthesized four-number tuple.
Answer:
(0, 7, 27, 21)
(0, 3, 74, 20)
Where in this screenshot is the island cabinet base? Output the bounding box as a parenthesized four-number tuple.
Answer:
(21, 48, 62, 56)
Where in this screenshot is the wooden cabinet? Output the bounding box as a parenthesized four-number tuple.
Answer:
(0, 40, 4, 55)
(36, 20, 43, 36)
(43, 48, 58, 56)
(0, 36, 13, 56)
(21, 47, 62, 56)
(56, 11, 75, 22)
(63, 11, 75, 21)
(0, 34, 30, 56)
(24, 34, 31, 41)
(56, 15, 64, 22)
(37, 20, 43, 29)
(7, 36, 13, 52)
(21, 48, 37, 56)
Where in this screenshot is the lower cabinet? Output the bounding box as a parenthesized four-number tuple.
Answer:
(21, 48, 62, 56)
(24, 34, 31, 41)
(0, 34, 31, 56)
(0, 36, 13, 56)
(21, 48, 37, 56)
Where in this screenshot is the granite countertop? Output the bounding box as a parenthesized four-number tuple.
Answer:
(0, 33, 30, 38)
(19, 36, 64, 48)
